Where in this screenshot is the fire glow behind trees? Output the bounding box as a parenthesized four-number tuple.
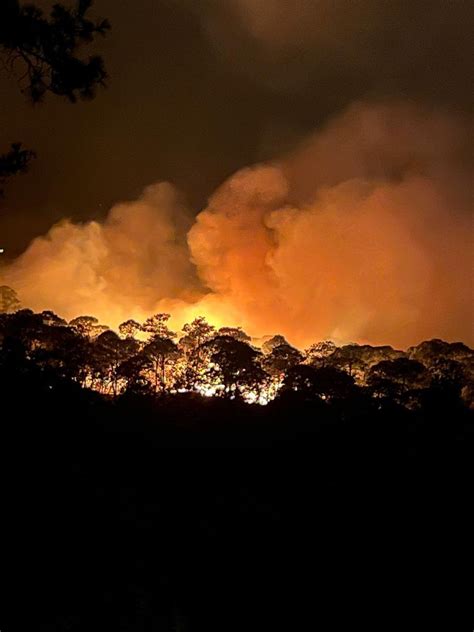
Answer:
(2, 101, 473, 350)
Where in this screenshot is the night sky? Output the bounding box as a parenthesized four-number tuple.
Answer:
(1, 0, 473, 257)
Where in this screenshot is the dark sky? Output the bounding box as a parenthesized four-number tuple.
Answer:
(1, 0, 473, 256)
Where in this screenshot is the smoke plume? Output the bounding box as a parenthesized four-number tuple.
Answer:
(186, 0, 474, 105)
(2, 183, 199, 326)
(2, 101, 473, 347)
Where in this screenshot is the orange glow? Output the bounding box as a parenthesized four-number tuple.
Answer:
(1, 101, 472, 348)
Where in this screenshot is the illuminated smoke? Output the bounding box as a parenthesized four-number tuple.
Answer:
(2, 101, 473, 347)
(189, 101, 473, 347)
(1, 183, 199, 326)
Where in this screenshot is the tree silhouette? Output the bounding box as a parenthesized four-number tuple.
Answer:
(0, 285, 21, 312)
(280, 364, 356, 403)
(261, 335, 288, 355)
(69, 315, 109, 338)
(0, 143, 35, 196)
(180, 317, 215, 353)
(39, 309, 67, 327)
(280, 365, 322, 402)
(367, 357, 428, 403)
(118, 352, 150, 394)
(408, 339, 474, 408)
(312, 366, 356, 401)
(409, 338, 473, 367)
(261, 343, 303, 378)
(118, 319, 142, 340)
(93, 329, 137, 396)
(305, 340, 336, 367)
(0, 0, 109, 192)
(177, 317, 216, 390)
(200, 335, 265, 399)
(142, 313, 176, 341)
(0, 308, 44, 348)
(141, 337, 179, 394)
(429, 358, 466, 390)
(32, 321, 88, 382)
(329, 344, 368, 380)
(0, 305, 473, 411)
(1, 312, 473, 632)
(119, 319, 181, 394)
(0, 0, 109, 102)
(217, 326, 251, 342)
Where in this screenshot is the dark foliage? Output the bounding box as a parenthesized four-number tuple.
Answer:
(0, 142, 36, 196)
(0, 306, 473, 630)
(0, 0, 109, 193)
(0, 0, 109, 102)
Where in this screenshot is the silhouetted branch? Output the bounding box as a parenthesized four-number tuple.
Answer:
(0, 143, 36, 197)
(0, 0, 110, 103)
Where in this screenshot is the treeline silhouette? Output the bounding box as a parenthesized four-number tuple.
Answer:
(1, 291, 473, 631)
(0, 286, 473, 410)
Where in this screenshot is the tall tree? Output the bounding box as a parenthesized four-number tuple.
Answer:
(180, 317, 215, 353)
(142, 337, 179, 394)
(93, 329, 136, 396)
(177, 317, 216, 390)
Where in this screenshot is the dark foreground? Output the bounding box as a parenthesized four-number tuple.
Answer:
(1, 372, 473, 631)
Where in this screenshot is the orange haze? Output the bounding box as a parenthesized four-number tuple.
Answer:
(2, 101, 473, 348)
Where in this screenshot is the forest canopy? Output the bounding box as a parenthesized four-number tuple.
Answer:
(1, 287, 472, 410)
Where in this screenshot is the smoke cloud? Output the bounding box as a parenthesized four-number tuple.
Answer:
(186, 0, 474, 105)
(2, 101, 473, 348)
(2, 183, 199, 326)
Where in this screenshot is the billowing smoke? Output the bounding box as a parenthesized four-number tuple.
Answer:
(2, 101, 473, 347)
(1, 183, 200, 326)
